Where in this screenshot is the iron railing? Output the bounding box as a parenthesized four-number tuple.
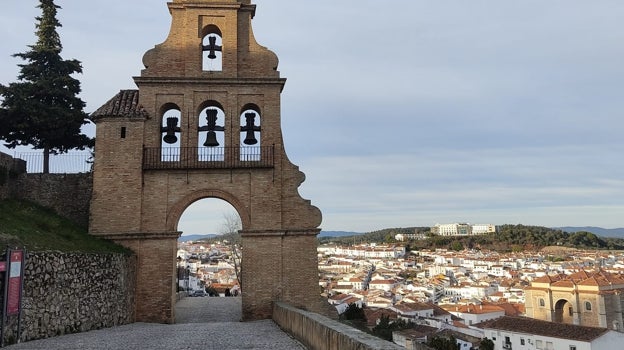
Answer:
(16, 152, 92, 174)
(143, 146, 274, 170)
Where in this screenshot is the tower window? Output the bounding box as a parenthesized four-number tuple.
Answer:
(197, 103, 226, 162)
(585, 301, 592, 311)
(120, 127, 126, 139)
(202, 25, 223, 71)
(160, 104, 182, 162)
(240, 105, 262, 161)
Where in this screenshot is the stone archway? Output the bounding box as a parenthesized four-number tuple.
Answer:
(88, 0, 324, 323)
(554, 299, 574, 324)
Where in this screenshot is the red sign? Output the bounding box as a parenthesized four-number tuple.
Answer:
(6, 250, 24, 316)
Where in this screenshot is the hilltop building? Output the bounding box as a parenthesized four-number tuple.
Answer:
(431, 223, 496, 236)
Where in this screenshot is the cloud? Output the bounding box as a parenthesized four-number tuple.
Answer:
(1, 1, 622, 233)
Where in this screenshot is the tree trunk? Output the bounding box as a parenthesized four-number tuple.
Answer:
(43, 146, 50, 174)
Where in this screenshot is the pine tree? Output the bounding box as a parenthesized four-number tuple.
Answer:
(0, 0, 92, 173)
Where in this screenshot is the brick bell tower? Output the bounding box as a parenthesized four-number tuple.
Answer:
(89, 0, 323, 322)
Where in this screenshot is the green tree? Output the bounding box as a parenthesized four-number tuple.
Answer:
(450, 240, 463, 251)
(0, 0, 92, 173)
(342, 303, 366, 322)
(371, 315, 413, 341)
(479, 337, 494, 350)
(372, 315, 394, 341)
(427, 335, 458, 350)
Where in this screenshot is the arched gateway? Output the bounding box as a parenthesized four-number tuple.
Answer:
(89, 0, 323, 323)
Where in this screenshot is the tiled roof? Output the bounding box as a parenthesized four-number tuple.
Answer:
(431, 303, 451, 316)
(530, 270, 624, 290)
(477, 316, 609, 341)
(442, 303, 505, 315)
(91, 90, 149, 121)
(329, 293, 349, 301)
(393, 302, 433, 313)
(364, 308, 397, 327)
(551, 279, 575, 287)
(532, 274, 566, 284)
(394, 325, 438, 339)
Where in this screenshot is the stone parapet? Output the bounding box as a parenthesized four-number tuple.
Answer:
(273, 302, 404, 350)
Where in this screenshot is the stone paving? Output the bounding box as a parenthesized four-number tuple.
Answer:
(3, 296, 306, 350)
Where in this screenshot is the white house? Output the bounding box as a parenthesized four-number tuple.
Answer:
(478, 316, 624, 350)
(443, 303, 505, 326)
(389, 302, 435, 321)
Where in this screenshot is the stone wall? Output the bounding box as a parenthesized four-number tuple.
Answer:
(15, 173, 92, 228)
(273, 302, 405, 350)
(0, 151, 91, 228)
(0, 151, 26, 200)
(0, 252, 136, 344)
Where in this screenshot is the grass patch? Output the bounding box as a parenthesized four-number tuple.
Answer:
(0, 199, 131, 254)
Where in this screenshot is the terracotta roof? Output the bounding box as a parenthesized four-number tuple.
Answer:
(329, 293, 349, 301)
(393, 302, 433, 313)
(364, 308, 397, 327)
(442, 303, 505, 315)
(569, 270, 592, 282)
(532, 274, 565, 284)
(430, 303, 452, 317)
(551, 279, 575, 288)
(343, 296, 361, 305)
(477, 316, 609, 341)
(394, 325, 438, 339)
(485, 302, 523, 316)
(530, 270, 624, 290)
(91, 90, 149, 121)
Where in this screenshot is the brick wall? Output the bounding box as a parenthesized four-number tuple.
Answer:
(87, 0, 324, 322)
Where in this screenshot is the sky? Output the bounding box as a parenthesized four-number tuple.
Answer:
(1, 1, 623, 234)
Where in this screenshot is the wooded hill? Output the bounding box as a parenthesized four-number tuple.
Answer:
(318, 225, 624, 251)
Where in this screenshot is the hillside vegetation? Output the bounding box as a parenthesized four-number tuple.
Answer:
(319, 225, 624, 251)
(0, 199, 130, 254)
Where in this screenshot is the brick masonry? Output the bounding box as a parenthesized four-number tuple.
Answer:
(89, 0, 325, 322)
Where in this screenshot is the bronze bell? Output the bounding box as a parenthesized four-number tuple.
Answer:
(203, 131, 219, 147)
(242, 112, 260, 145)
(162, 117, 179, 144)
(206, 36, 220, 60)
(243, 132, 258, 145)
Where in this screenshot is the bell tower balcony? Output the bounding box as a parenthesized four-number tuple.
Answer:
(142, 146, 274, 170)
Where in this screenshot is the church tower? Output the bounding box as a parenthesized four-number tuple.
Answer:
(90, 0, 323, 322)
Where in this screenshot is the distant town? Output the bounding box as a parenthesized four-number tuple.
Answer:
(177, 223, 624, 350)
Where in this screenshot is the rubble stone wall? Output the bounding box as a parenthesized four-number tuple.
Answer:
(0, 252, 136, 344)
(15, 173, 92, 228)
(0, 152, 26, 200)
